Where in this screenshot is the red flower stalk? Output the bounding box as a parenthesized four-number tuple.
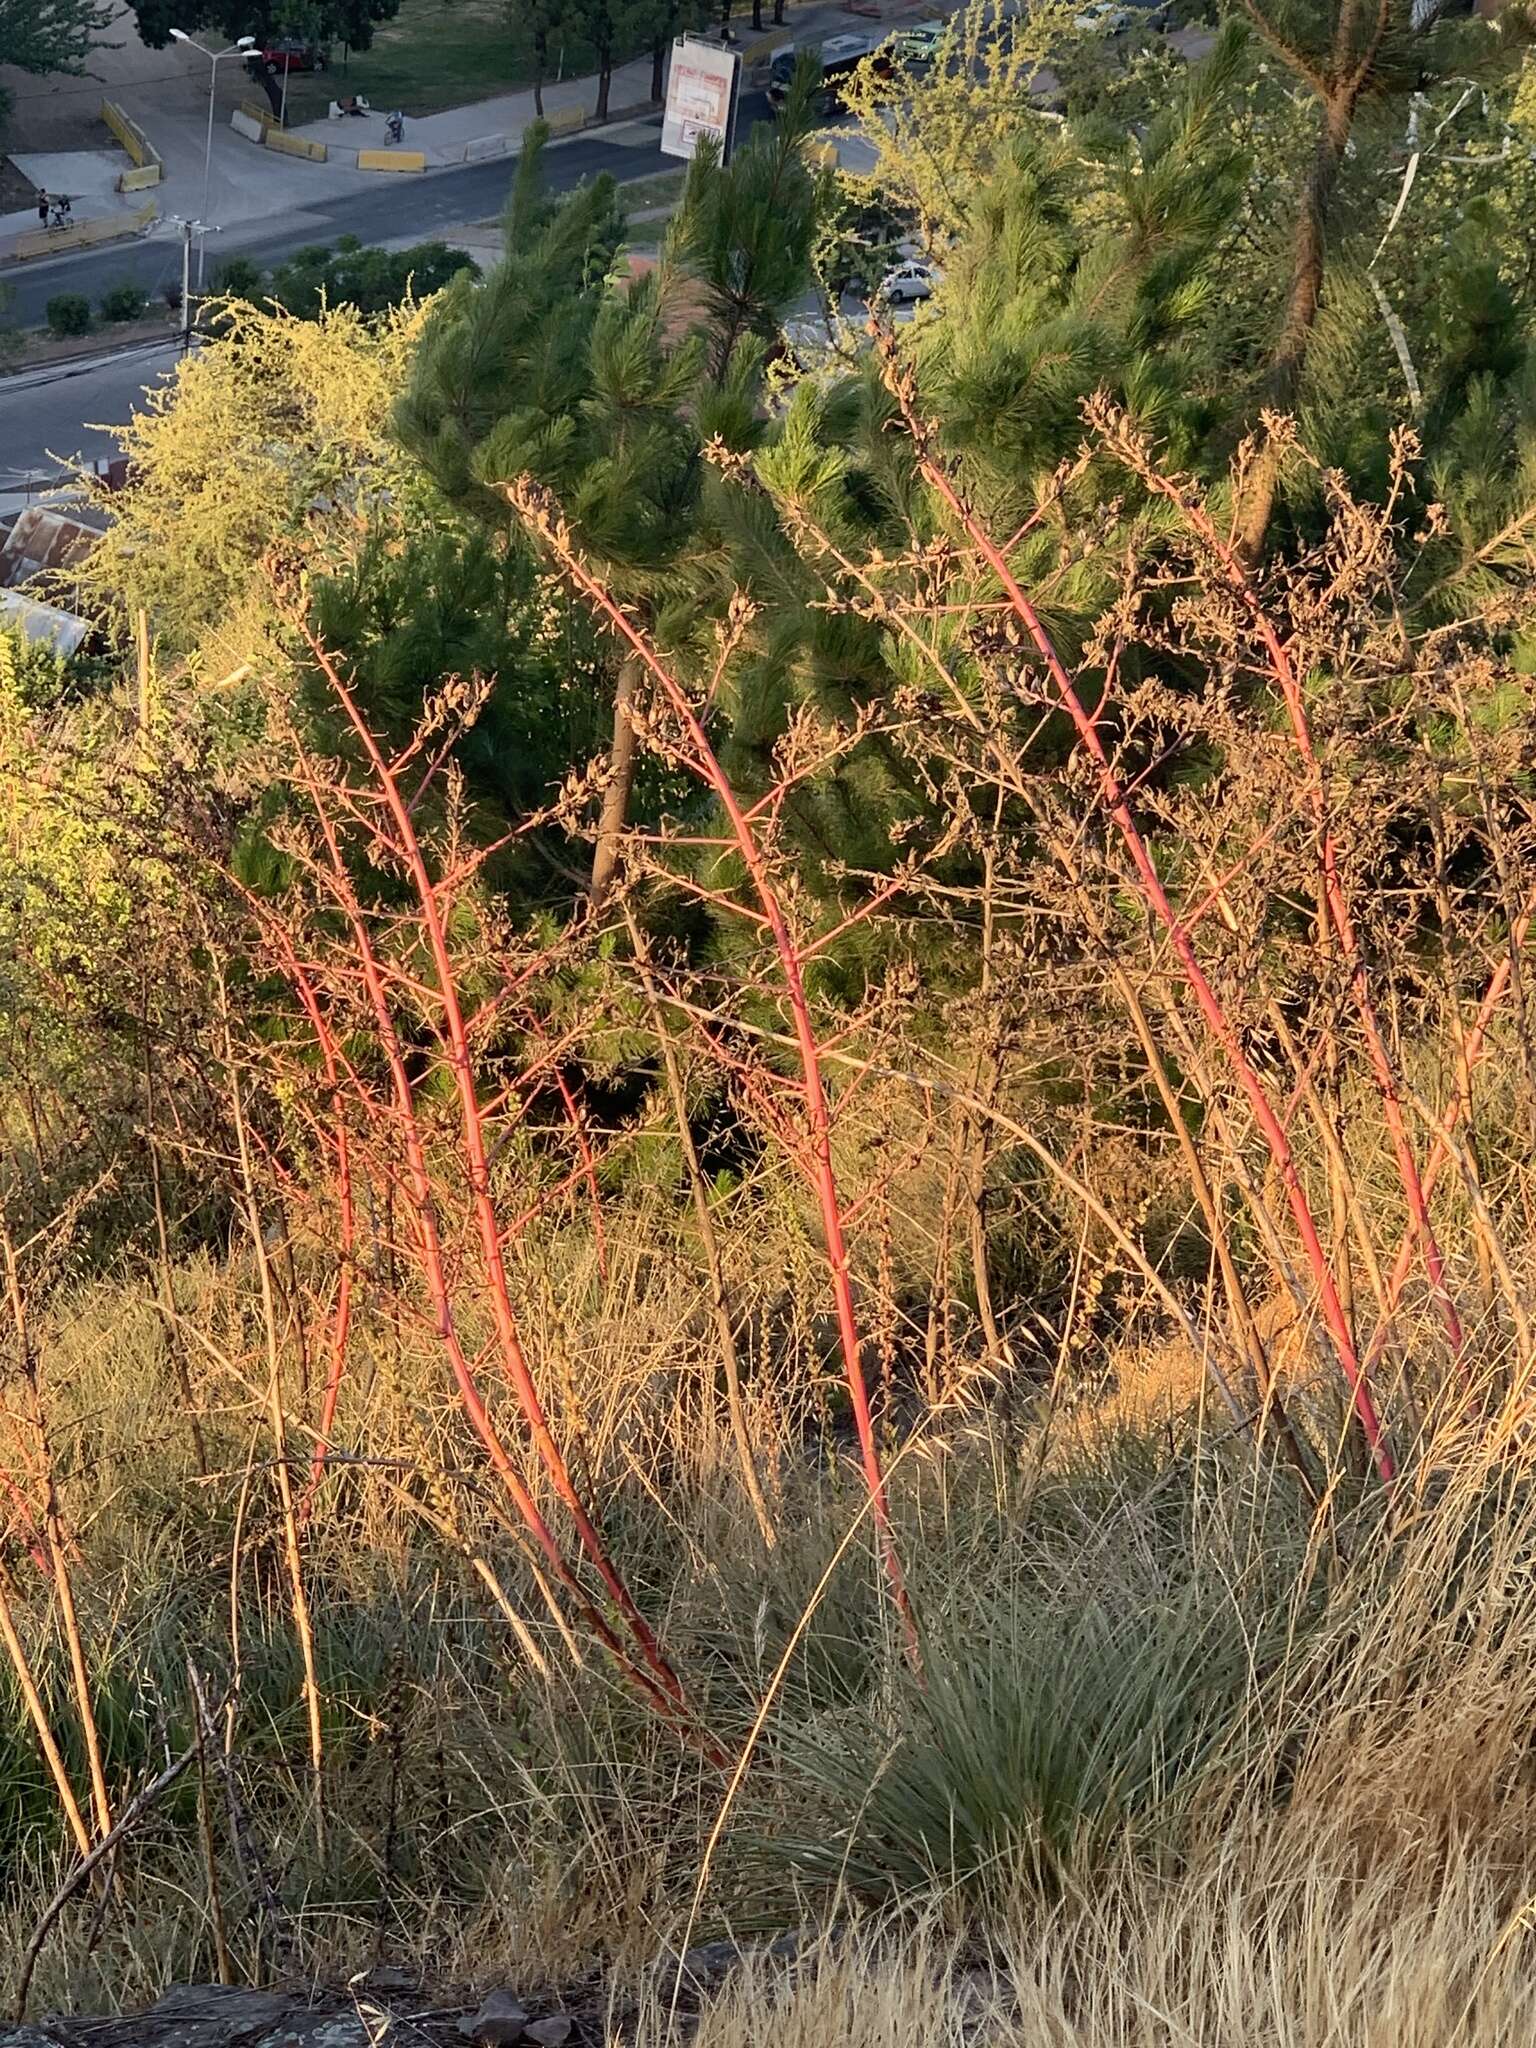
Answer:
(883, 384, 1395, 1483)
(508, 481, 920, 1660)
(1116, 425, 1465, 1375)
(293, 632, 706, 1733)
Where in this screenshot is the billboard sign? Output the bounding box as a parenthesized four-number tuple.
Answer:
(660, 36, 741, 162)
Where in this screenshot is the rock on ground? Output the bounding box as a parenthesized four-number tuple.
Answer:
(0, 1983, 471, 2048)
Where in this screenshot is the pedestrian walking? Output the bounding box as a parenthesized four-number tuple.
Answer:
(36, 190, 48, 229)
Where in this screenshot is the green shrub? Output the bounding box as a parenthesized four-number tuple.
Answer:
(99, 282, 148, 324)
(45, 293, 91, 338)
(772, 1470, 1313, 1904)
(213, 257, 263, 299)
(270, 239, 477, 320)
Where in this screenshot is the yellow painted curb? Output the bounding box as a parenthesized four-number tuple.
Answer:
(742, 27, 793, 60)
(102, 98, 163, 188)
(356, 148, 427, 172)
(12, 200, 158, 261)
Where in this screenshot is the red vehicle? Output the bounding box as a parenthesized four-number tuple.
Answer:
(256, 36, 329, 72)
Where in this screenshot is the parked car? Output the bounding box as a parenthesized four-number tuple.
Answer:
(1072, 0, 1167, 28)
(256, 37, 330, 73)
(879, 259, 940, 306)
(872, 19, 947, 75)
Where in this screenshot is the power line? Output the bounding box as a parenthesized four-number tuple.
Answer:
(1, 62, 216, 103)
(0, 335, 183, 395)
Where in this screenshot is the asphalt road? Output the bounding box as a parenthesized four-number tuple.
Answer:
(0, 95, 779, 478)
(0, 96, 772, 330)
(0, 337, 183, 485)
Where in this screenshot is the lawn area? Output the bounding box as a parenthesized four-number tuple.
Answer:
(280, 0, 618, 122)
(615, 166, 687, 213)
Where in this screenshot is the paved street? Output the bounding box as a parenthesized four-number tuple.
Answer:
(0, 100, 779, 478)
(0, 97, 769, 328)
(0, 0, 1208, 482)
(0, 338, 182, 487)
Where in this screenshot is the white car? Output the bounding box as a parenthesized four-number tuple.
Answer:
(1074, 2, 1134, 28)
(876, 19, 947, 70)
(880, 260, 940, 305)
(1074, 0, 1165, 28)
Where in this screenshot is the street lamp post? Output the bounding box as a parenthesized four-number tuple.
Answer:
(169, 28, 257, 287)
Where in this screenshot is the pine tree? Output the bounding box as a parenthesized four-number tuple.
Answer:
(1229, 0, 1534, 551)
(397, 103, 825, 904)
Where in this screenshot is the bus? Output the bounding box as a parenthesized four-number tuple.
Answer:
(767, 32, 878, 115)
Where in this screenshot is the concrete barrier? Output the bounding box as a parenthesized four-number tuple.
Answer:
(102, 98, 163, 190)
(223, 86, 665, 174)
(11, 200, 158, 261)
(263, 126, 328, 161)
(356, 148, 427, 172)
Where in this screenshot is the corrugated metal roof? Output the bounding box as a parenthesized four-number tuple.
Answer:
(0, 590, 90, 657)
(0, 503, 107, 587)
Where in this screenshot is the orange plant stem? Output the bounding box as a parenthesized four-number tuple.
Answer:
(279, 733, 713, 1747)
(1134, 459, 1464, 1370)
(902, 442, 1395, 1483)
(303, 636, 690, 1713)
(509, 485, 919, 1654)
(1362, 901, 1536, 1376)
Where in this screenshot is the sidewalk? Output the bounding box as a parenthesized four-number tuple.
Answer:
(2, 0, 394, 246)
(284, 0, 935, 166)
(0, 148, 148, 256)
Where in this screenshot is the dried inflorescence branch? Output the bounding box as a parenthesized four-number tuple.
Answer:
(507, 473, 920, 1664)
(865, 329, 1395, 1480)
(233, 585, 726, 1761)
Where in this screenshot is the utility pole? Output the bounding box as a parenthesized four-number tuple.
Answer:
(168, 30, 258, 288)
(169, 215, 203, 354)
(180, 217, 193, 353)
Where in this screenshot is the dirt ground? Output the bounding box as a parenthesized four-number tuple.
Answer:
(3, 308, 177, 363)
(0, 1, 207, 154)
(0, 155, 41, 213)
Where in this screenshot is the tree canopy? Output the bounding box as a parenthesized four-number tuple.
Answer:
(127, 0, 399, 52)
(0, 0, 112, 82)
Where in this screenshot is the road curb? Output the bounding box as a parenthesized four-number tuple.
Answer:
(224, 94, 664, 174)
(0, 334, 183, 389)
(4, 200, 160, 265)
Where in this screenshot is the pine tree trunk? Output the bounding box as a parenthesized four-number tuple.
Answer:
(533, 24, 547, 117)
(589, 653, 640, 912)
(1237, 86, 1355, 559)
(651, 35, 665, 102)
(772, 0, 785, 22)
(1237, 0, 1392, 560)
(751, 0, 763, 30)
(596, 40, 613, 121)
